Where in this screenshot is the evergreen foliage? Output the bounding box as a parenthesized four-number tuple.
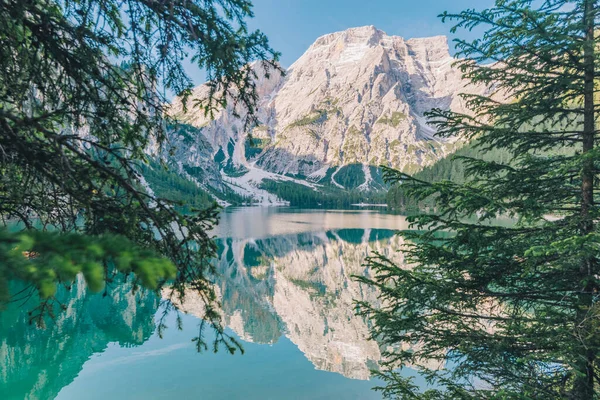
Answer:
(357, 1, 600, 398)
(387, 142, 514, 209)
(0, 229, 174, 314)
(244, 136, 270, 160)
(260, 179, 387, 208)
(335, 164, 367, 190)
(0, 0, 278, 346)
(141, 160, 251, 207)
(138, 161, 216, 211)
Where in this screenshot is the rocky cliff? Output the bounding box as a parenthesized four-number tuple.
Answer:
(168, 26, 492, 200)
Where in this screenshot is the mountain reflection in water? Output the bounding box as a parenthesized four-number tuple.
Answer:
(174, 227, 406, 380)
(1, 209, 415, 400)
(0, 279, 159, 400)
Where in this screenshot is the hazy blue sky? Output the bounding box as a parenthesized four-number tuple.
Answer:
(182, 0, 495, 87)
(248, 0, 494, 66)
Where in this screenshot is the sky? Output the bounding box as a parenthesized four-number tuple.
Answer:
(183, 0, 495, 87)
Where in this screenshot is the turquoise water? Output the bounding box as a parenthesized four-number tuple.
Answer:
(1, 208, 422, 399)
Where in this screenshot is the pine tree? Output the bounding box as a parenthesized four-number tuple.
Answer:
(0, 0, 278, 346)
(357, 1, 600, 397)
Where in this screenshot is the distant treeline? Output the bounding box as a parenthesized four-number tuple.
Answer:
(139, 161, 251, 210)
(260, 179, 387, 208)
(387, 142, 514, 210)
(139, 161, 216, 211)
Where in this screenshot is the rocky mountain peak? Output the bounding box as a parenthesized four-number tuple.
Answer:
(303, 25, 384, 56)
(406, 35, 450, 56)
(166, 26, 494, 203)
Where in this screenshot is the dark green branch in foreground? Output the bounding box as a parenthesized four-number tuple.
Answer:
(359, 1, 600, 398)
(0, 0, 279, 349)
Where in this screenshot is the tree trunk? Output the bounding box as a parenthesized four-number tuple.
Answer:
(573, 0, 597, 398)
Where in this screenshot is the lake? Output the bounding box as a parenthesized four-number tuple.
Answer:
(1, 208, 424, 400)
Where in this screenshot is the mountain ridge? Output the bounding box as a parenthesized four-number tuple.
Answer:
(164, 26, 493, 204)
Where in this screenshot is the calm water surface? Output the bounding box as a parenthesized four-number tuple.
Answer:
(1, 208, 424, 400)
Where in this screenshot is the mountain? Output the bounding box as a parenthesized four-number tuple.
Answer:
(0, 279, 158, 400)
(168, 229, 442, 380)
(167, 26, 494, 204)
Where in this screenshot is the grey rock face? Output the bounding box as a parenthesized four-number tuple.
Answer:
(169, 26, 491, 197)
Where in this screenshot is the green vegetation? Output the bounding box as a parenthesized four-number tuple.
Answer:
(368, 166, 387, 190)
(376, 111, 407, 127)
(388, 139, 402, 149)
(220, 139, 249, 177)
(0, 0, 278, 347)
(223, 164, 250, 177)
(213, 148, 227, 164)
(0, 230, 175, 305)
(289, 278, 327, 295)
(307, 129, 320, 141)
(259, 179, 386, 208)
(321, 97, 343, 116)
(334, 164, 365, 190)
(287, 109, 327, 129)
(341, 126, 368, 163)
(140, 161, 216, 211)
(315, 165, 386, 192)
(358, 1, 600, 398)
(179, 164, 250, 205)
(253, 125, 270, 132)
(387, 142, 514, 209)
(245, 137, 271, 159)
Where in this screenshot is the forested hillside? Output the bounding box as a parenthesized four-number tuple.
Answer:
(140, 161, 251, 209)
(386, 142, 514, 209)
(260, 179, 387, 208)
